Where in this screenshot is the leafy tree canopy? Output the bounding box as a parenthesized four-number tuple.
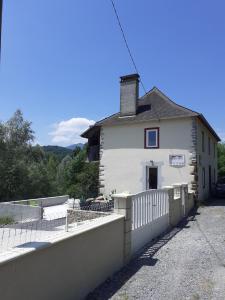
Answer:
(0, 110, 98, 202)
(218, 142, 225, 177)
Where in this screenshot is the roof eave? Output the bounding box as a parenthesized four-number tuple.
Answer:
(80, 125, 100, 139)
(197, 114, 221, 142)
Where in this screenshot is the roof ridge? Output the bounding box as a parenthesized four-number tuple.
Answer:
(139, 86, 200, 115)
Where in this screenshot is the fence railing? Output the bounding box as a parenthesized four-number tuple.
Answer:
(0, 210, 67, 253)
(132, 189, 169, 230)
(0, 201, 114, 254)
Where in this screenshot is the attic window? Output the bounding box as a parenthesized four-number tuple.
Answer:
(145, 128, 159, 149)
(137, 104, 151, 114)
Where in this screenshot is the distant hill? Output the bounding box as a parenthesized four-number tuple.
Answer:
(42, 146, 73, 160)
(42, 143, 85, 160)
(66, 143, 84, 150)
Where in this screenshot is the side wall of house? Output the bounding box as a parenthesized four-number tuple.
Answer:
(196, 119, 218, 201)
(100, 118, 194, 196)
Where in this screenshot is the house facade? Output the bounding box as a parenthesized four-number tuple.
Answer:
(81, 74, 220, 201)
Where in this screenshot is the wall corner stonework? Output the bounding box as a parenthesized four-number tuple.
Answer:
(190, 117, 198, 201)
(99, 127, 105, 195)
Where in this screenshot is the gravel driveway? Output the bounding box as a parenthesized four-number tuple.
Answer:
(87, 198, 225, 300)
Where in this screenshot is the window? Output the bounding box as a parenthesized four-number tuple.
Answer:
(208, 137, 211, 155)
(202, 167, 206, 189)
(145, 128, 159, 148)
(202, 131, 205, 152)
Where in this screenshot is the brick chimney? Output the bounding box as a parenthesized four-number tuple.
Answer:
(120, 73, 139, 116)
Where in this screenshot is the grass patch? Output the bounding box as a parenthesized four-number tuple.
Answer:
(16, 199, 39, 206)
(0, 216, 14, 225)
(28, 200, 38, 206)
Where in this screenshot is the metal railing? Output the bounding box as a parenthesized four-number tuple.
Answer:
(0, 201, 114, 254)
(0, 210, 66, 253)
(131, 189, 169, 230)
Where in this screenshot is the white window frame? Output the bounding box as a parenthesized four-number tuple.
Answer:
(145, 128, 159, 149)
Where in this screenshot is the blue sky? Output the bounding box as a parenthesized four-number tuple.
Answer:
(0, 0, 225, 145)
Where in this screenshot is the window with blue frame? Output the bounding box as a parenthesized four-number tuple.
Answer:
(145, 128, 159, 148)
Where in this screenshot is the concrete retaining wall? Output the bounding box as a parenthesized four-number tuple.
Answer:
(14, 195, 69, 208)
(0, 215, 124, 300)
(0, 203, 42, 222)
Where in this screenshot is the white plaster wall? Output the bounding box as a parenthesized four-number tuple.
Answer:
(196, 119, 218, 201)
(101, 118, 193, 196)
(0, 215, 124, 300)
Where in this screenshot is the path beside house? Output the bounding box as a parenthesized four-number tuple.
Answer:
(87, 199, 225, 300)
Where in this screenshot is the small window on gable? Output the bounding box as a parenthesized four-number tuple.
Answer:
(145, 128, 159, 149)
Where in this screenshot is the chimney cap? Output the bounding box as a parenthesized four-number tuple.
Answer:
(120, 73, 140, 83)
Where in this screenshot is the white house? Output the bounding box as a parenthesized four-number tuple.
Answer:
(81, 74, 220, 201)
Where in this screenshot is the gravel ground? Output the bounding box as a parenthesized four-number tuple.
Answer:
(87, 198, 225, 300)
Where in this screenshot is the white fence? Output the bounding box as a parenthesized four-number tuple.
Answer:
(113, 183, 193, 257)
(131, 189, 169, 254)
(0, 185, 194, 300)
(132, 189, 169, 230)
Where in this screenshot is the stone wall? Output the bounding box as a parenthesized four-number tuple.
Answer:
(67, 209, 110, 224)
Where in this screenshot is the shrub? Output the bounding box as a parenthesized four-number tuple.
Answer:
(0, 216, 14, 225)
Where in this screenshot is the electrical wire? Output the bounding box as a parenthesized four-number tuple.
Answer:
(110, 0, 147, 94)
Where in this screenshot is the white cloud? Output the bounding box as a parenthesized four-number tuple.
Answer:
(49, 117, 95, 146)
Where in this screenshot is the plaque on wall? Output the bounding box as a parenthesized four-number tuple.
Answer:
(169, 154, 185, 166)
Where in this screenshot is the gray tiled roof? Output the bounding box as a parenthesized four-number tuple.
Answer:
(81, 87, 220, 141)
(95, 87, 198, 126)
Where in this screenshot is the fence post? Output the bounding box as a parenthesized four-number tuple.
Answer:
(164, 186, 176, 227)
(173, 183, 182, 199)
(181, 184, 188, 216)
(40, 202, 44, 220)
(113, 194, 132, 265)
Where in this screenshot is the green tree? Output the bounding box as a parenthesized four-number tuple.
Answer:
(0, 110, 99, 202)
(26, 162, 52, 198)
(218, 143, 225, 177)
(57, 155, 73, 194)
(0, 110, 34, 201)
(66, 147, 99, 199)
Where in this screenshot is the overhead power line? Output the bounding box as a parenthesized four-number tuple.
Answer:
(0, 0, 3, 58)
(110, 0, 147, 94)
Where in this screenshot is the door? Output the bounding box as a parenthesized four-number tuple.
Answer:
(147, 167, 158, 189)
